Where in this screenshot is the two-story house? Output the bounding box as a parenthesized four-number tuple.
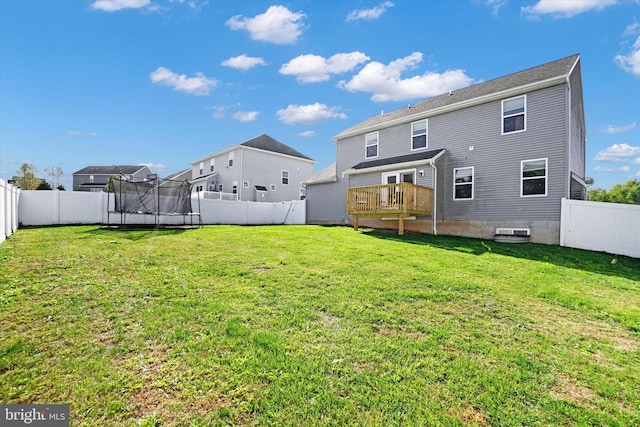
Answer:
(190, 134, 315, 202)
(73, 165, 152, 192)
(305, 54, 588, 244)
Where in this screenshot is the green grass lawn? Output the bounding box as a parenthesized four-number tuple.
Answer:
(1, 225, 639, 426)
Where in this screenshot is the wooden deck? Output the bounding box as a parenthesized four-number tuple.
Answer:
(347, 183, 433, 235)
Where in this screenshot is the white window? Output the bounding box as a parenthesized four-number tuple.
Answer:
(365, 132, 378, 159)
(521, 158, 547, 197)
(282, 170, 289, 185)
(411, 120, 428, 150)
(210, 159, 215, 172)
(218, 184, 223, 192)
(270, 184, 276, 191)
(199, 162, 204, 175)
(89, 175, 94, 183)
(243, 181, 249, 188)
(453, 167, 474, 200)
(382, 170, 415, 185)
(299, 187, 306, 200)
(502, 95, 526, 134)
(228, 152, 234, 167)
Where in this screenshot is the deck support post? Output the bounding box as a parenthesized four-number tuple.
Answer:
(398, 216, 405, 235)
(353, 216, 359, 231)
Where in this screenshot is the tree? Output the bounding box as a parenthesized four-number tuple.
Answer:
(36, 181, 52, 190)
(588, 179, 640, 205)
(45, 166, 64, 189)
(14, 163, 40, 190)
(56, 184, 66, 191)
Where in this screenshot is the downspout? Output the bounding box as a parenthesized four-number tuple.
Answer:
(239, 147, 244, 201)
(431, 160, 437, 235)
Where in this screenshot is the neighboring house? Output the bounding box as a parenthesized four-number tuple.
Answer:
(306, 54, 588, 244)
(72, 165, 152, 192)
(190, 134, 315, 202)
(163, 168, 191, 182)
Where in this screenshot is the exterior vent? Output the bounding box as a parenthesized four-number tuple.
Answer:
(495, 228, 530, 236)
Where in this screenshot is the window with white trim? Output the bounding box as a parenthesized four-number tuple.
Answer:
(228, 152, 234, 167)
(218, 184, 223, 192)
(411, 120, 427, 150)
(453, 167, 474, 200)
(210, 159, 215, 172)
(270, 184, 276, 191)
(502, 95, 526, 134)
(282, 170, 289, 185)
(521, 158, 547, 197)
(365, 131, 378, 159)
(199, 162, 204, 175)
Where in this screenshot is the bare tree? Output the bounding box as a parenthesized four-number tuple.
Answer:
(45, 166, 64, 189)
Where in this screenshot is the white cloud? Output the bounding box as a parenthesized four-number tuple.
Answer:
(91, 0, 151, 11)
(346, 1, 394, 21)
(68, 130, 97, 137)
(615, 35, 640, 76)
(623, 22, 640, 37)
(522, 0, 616, 18)
(226, 6, 305, 45)
(594, 165, 630, 172)
(232, 111, 260, 122)
(221, 54, 267, 71)
(338, 52, 474, 102)
(280, 52, 370, 83)
(604, 122, 637, 134)
(594, 143, 640, 162)
(210, 106, 228, 119)
(298, 130, 316, 137)
(150, 67, 217, 96)
(138, 162, 167, 172)
(486, 0, 507, 15)
(277, 103, 347, 125)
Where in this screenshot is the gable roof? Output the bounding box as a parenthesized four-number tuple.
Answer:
(335, 54, 580, 140)
(73, 165, 149, 175)
(240, 134, 314, 161)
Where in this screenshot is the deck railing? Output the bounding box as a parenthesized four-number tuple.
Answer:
(347, 183, 433, 235)
(347, 182, 433, 216)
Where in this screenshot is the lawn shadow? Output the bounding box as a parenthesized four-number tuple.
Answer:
(362, 229, 640, 282)
(81, 225, 190, 241)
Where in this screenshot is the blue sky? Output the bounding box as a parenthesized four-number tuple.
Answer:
(1, 0, 639, 190)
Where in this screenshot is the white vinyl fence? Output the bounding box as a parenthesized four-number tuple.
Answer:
(0, 179, 20, 244)
(560, 198, 640, 258)
(18, 190, 305, 227)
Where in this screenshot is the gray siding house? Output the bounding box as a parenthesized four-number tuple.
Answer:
(190, 134, 315, 202)
(306, 54, 588, 244)
(72, 165, 152, 192)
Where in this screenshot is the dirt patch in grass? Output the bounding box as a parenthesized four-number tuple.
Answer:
(527, 303, 639, 352)
(550, 373, 599, 410)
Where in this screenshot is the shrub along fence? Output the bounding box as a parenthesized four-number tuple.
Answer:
(1, 179, 20, 244)
(18, 190, 305, 227)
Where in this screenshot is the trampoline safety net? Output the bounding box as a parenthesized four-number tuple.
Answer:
(110, 176, 193, 215)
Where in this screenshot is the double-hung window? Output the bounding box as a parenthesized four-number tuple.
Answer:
(282, 170, 289, 185)
(365, 132, 378, 159)
(453, 167, 474, 200)
(521, 158, 547, 197)
(502, 95, 526, 134)
(411, 120, 428, 150)
(228, 152, 234, 167)
(199, 162, 204, 175)
(210, 159, 215, 172)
